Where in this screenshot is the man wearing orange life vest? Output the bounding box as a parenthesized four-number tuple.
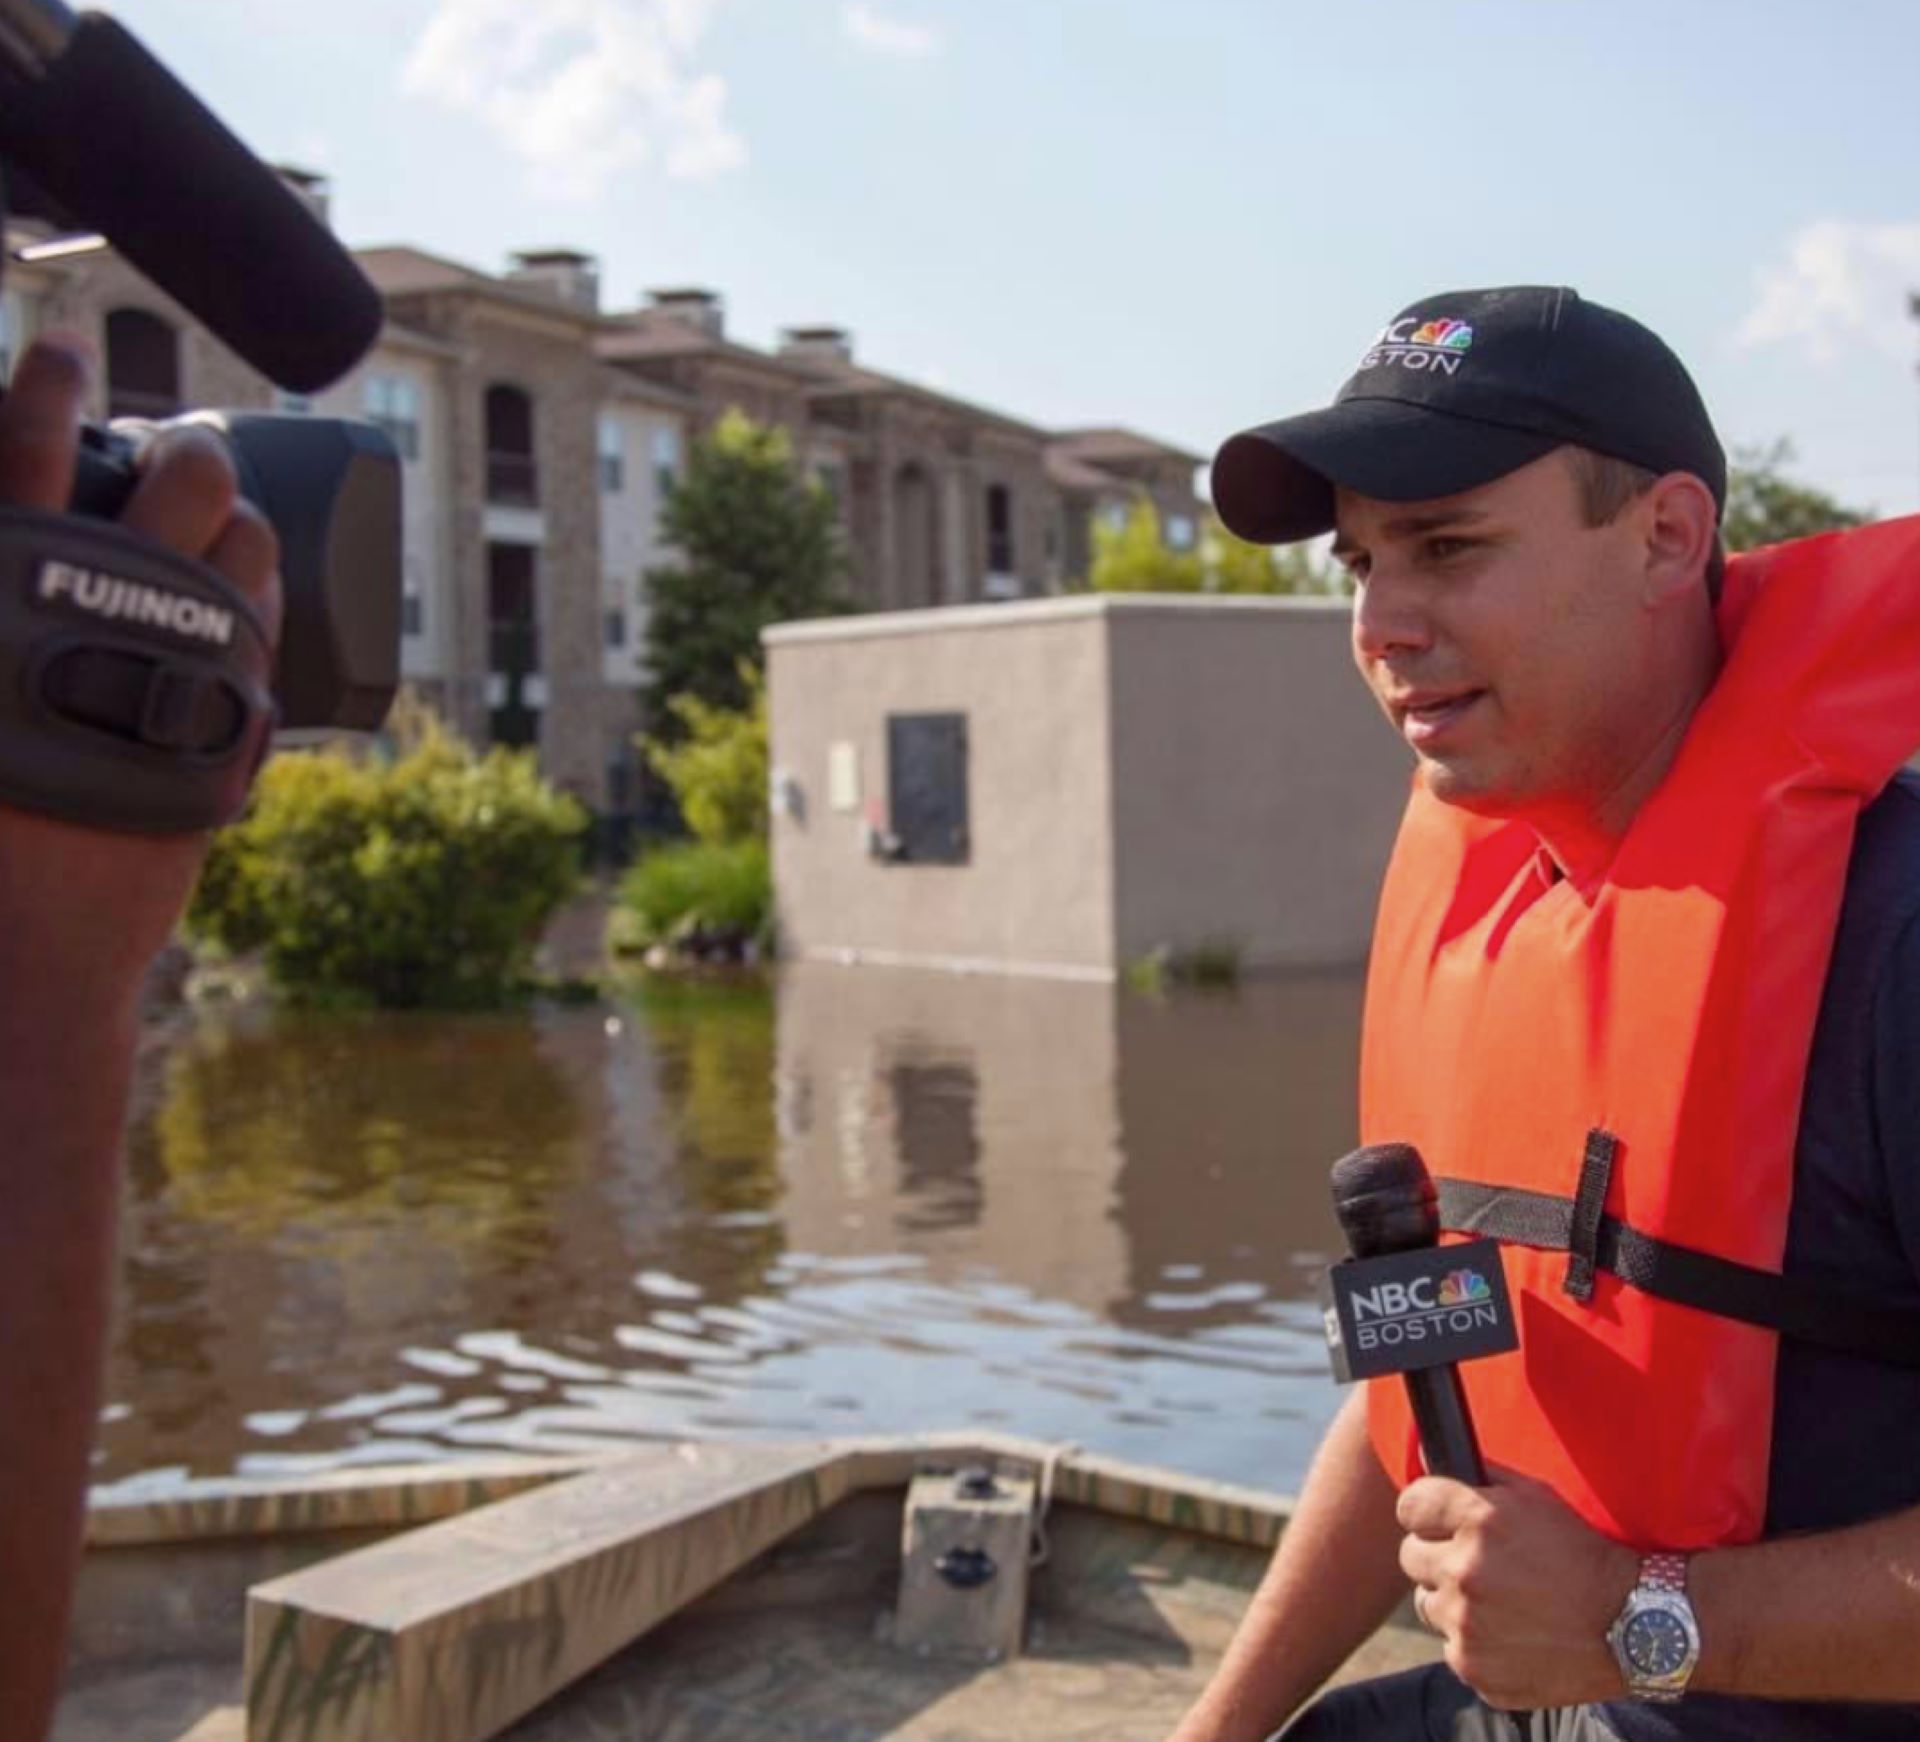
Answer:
(1167, 287, 1920, 1742)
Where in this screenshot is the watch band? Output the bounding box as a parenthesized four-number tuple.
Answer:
(1641, 1552, 1689, 1595)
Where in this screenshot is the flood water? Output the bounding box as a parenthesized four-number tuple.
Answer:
(101, 963, 1366, 1499)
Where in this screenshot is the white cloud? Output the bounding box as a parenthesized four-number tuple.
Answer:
(401, 0, 746, 203)
(842, 2, 943, 59)
(1737, 219, 1920, 363)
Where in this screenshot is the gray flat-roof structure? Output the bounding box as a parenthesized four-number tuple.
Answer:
(766, 596, 1414, 981)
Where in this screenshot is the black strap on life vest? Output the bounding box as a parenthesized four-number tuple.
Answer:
(1436, 1130, 1920, 1371)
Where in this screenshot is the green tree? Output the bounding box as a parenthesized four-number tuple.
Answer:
(1089, 497, 1204, 592)
(643, 409, 849, 730)
(1723, 440, 1870, 553)
(1087, 495, 1346, 596)
(1205, 515, 1349, 596)
(644, 664, 769, 847)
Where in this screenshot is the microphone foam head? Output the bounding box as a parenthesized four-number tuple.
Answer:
(1330, 1142, 1438, 1258)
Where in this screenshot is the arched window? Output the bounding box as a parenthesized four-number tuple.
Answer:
(105, 308, 180, 420)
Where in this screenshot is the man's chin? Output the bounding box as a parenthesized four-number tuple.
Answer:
(1418, 758, 1521, 818)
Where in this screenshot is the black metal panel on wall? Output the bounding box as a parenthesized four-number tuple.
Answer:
(887, 712, 969, 864)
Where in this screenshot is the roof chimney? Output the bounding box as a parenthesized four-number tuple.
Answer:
(779, 325, 854, 367)
(507, 248, 601, 315)
(646, 287, 724, 338)
(273, 164, 331, 229)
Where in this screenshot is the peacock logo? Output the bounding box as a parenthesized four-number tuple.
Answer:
(1437, 1269, 1491, 1306)
(1410, 319, 1475, 351)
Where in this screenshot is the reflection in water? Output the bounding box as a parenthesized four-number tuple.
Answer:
(149, 1009, 581, 1247)
(890, 1057, 983, 1233)
(1110, 974, 1364, 1333)
(103, 965, 1367, 1497)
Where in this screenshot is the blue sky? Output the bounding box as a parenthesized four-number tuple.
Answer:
(109, 0, 1920, 514)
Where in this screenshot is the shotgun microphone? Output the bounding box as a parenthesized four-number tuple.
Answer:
(0, 5, 384, 391)
(1326, 1142, 1512, 1484)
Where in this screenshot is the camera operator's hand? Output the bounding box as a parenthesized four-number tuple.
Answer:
(0, 332, 282, 998)
(0, 332, 282, 1742)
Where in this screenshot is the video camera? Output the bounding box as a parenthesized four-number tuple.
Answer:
(0, 0, 399, 832)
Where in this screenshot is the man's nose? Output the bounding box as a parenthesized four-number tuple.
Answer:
(1351, 570, 1434, 662)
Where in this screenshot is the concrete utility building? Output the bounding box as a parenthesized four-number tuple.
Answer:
(766, 596, 1416, 981)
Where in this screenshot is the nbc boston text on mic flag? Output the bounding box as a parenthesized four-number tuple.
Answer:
(1320, 1239, 1519, 1385)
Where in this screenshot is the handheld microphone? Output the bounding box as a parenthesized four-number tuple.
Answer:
(1324, 1142, 1517, 1484)
(0, 5, 384, 391)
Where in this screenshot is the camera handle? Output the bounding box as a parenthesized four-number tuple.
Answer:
(0, 503, 274, 833)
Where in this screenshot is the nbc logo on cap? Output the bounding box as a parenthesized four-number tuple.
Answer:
(1410, 319, 1475, 351)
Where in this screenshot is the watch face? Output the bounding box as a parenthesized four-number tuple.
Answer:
(1624, 1609, 1692, 1679)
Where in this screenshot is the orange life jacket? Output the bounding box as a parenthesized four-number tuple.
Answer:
(1361, 516, 1920, 1551)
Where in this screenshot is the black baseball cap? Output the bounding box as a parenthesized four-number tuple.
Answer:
(1211, 286, 1726, 545)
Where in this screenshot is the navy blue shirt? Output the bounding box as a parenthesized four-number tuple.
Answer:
(1606, 770, 1920, 1741)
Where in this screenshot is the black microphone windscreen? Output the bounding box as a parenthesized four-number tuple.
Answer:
(1330, 1142, 1439, 1259)
(0, 16, 383, 392)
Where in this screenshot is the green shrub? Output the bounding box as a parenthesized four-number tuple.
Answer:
(188, 719, 588, 1008)
(610, 839, 772, 956)
(644, 667, 768, 846)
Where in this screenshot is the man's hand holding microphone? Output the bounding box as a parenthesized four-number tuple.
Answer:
(1326, 1144, 1638, 1716)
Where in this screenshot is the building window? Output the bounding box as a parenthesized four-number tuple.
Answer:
(487, 542, 540, 748)
(105, 308, 180, 420)
(1166, 513, 1197, 551)
(886, 712, 969, 866)
(485, 383, 538, 507)
(985, 483, 1014, 575)
(604, 606, 627, 649)
(598, 414, 625, 492)
(365, 374, 421, 460)
(652, 426, 680, 501)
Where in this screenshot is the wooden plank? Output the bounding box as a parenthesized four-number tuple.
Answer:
(242, 1441, 848, 1742)
(1046, 1449, 1292, 1550)
(87, 1457, 600, 1549)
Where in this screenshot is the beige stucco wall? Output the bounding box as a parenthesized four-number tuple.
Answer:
(769, 596, 1414, 979)
(767, 602, 1117, 978)
(1107, 599, 1413, 971)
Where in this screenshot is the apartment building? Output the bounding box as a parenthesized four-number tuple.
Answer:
(0, 171, 1203, 815)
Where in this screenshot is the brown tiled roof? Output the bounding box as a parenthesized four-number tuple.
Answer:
(373, 322, 464, 361)
(597, 367, 700, 412)
(1046, 449, 1128, 494)
(595, 313, 819, 381)
(353, 245, 603, 328)
(1052, 425, 1204, 468)
(799, 357, 1049, 442)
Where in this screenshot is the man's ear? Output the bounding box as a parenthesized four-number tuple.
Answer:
(1642, 473, 1719, 608)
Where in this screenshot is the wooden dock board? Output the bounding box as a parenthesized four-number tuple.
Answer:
(244, 1440, 847, 1742)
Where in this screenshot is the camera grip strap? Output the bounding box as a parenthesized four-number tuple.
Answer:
(0, 505, 274, 833)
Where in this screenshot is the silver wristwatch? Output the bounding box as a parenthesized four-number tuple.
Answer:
(1605, 1552, 1701, 1702)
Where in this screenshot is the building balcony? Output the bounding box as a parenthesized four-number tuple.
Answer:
(486, 450, 540, 507)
